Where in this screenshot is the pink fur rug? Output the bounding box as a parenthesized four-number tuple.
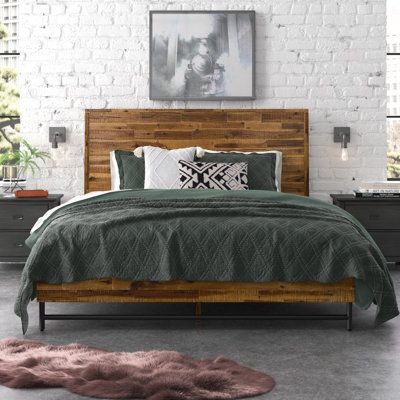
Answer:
(0, 338, 275, 399)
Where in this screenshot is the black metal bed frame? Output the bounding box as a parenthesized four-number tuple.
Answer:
(39, 302, 353, 331)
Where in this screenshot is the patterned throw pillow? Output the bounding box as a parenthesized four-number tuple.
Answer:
(179, 160, 249, 190)
(196, 148, 281, 191)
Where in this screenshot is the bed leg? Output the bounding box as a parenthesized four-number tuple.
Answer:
(346, 302, 352, 331)
(39, 302, 45, 331)
(195, 302, 202, 317)
(194, 302, 202, 327)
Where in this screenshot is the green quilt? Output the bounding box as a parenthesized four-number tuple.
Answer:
(15, 189, 398, 333)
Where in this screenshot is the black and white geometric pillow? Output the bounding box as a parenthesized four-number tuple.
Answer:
(179, 160, 249, 190)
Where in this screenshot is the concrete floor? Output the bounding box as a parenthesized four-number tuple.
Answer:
(0, 263, 400, 400)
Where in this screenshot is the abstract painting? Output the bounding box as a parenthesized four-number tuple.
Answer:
(150, 11, 255, 100)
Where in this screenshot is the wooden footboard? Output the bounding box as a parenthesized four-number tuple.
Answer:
(37, 278, 355, 304)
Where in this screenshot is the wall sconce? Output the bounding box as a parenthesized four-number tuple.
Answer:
(49, 127, 66, 149)
(334, 127, 350, 162)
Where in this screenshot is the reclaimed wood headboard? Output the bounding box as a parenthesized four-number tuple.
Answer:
(85, 109, 309, 195)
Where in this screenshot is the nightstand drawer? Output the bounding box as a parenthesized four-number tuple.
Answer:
(0, 204, 48, 230)
(368, 231, 400, 259)
(0, 231, 31, 258)
(344, 204, 400, 230)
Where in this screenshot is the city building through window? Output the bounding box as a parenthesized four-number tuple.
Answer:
(387, 0, 400, 179)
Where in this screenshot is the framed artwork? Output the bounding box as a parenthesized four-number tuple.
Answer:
(149, 11, 255, 101)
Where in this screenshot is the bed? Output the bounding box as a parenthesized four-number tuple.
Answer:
(14, 109, 398, 332)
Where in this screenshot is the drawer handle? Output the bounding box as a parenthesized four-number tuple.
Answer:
(15, 243, 24, 248)
(13, 215, 24, 221)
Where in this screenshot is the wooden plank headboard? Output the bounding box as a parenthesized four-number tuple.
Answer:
(85, 109, 309, 195)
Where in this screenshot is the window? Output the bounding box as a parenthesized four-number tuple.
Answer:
(387, 0, 400, 179)
(0, 0, 19, 179)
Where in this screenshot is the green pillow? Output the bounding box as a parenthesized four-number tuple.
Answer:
(114, 150, 144, 189)
(196, 152, 277, 191)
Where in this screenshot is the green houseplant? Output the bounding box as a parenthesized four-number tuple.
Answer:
(0, 139, 50, 192)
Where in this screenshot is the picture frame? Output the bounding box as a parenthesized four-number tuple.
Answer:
(149, 10, 256, 101)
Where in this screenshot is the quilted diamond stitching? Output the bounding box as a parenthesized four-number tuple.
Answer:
(15, 193, 399, 332)
(144, 146, 197, 189)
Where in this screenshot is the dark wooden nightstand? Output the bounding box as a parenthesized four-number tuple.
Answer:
(0, 194, 63, 262)
(331, 194, 400, 263)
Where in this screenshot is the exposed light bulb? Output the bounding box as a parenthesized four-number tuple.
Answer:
(341, 147, 349, 162)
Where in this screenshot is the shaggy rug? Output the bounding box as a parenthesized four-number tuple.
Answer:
(0, 338, 275, 399)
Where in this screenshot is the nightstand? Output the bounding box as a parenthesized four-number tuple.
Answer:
(331, 194, 400, 263)
(0, 194, 63, 262)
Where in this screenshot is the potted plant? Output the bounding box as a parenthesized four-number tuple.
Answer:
(0, 139, 50, 193)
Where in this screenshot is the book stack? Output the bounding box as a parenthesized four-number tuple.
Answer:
(15, 190, 49, 198)
(354, 181, 400, 198)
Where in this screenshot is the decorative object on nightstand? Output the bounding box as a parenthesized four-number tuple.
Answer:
(0, 140, 50, 194)
(354, 181, 400, 198)
(331, 194, 400, 263)
(0, 194, 62, 262)
(14, 190, 49, 198)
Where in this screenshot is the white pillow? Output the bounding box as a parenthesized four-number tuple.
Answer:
(110, 150, 120, 191)
(196, 147, 282, 191)
(143, 146, 197, 189)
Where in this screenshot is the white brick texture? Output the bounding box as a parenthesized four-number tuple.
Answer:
(20, 0, 387, 202)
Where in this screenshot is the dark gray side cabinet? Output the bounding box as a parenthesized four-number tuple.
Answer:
(0, 194, 63, 262)
(331, 194, 400, 263)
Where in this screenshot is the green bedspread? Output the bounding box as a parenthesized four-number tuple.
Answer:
(15, 189, 398, 332)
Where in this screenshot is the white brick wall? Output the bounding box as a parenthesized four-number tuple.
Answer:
(20, 0, 387, 202)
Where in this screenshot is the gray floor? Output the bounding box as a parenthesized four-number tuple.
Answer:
(1, 264, 400, 400)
